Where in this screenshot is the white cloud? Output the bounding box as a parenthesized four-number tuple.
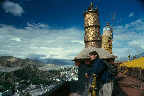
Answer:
(2, 1, 24, 16)
(128, 12, 134, 17)
(71, 40, 84, 45)
(113, 18, 144, 60)
(0, 24, 84, 59)
(0, 18, 144, 60)
(11, 37, 21, 42)
(128, 40, 144, 49)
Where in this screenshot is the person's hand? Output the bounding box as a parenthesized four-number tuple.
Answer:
(85, 73, 89, 78)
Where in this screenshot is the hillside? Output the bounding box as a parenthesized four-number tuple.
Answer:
(0, 56, 44, 67)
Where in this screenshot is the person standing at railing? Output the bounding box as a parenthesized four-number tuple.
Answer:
(85, 51, 115, 96)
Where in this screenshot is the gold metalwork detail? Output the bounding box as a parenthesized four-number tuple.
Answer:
(84, 8, 101, 48)
(85, 41, 101, 48)
(84, 13, 99, 27)
(102, 35, 112, 54)
(89, 74, 97, 96)
(85, 27, 100, 41)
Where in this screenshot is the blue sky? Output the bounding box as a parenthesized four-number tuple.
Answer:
(0, 0, 144, 60)
(0, 0, 144, 28)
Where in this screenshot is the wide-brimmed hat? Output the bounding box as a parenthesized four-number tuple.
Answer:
(72, 57, 90, 61)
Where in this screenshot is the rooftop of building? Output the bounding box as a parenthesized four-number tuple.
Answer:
(74, 47, 115, 60)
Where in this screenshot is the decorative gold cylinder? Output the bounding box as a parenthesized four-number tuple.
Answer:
(102, 36, 112, 54)
(84, 7, 101, 48)
(102, 24, 113, 54)
(84, 12, 100, 27)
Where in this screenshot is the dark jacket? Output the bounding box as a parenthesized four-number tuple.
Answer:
(87, 59, 114, 83)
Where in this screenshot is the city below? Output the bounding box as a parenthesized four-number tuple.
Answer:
(0, 56, 77, 96)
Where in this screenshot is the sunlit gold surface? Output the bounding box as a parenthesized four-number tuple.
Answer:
(102, 35, 112, 54)
(84, 9, 101, 48)
(89, 74, 97, 96)
(84, 12, 99, 27)
(85, 27, 100, 41)
(120, 57, 144, 69)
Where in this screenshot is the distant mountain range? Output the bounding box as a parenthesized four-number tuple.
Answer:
(0, 52, 143, 66)
(27, 54, 74, 65)
(0, 56, 44, 67)
(0, 55, 74, 68)
(32, 58, 74, 65)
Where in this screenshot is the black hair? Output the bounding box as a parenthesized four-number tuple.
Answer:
(89, 51, 99, 58)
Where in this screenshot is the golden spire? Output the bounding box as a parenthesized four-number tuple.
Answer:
(88, 2, 94, 10)
(90, 2, 94, 9)
(84, 1, 101, 48)
(106, 22, 110, 26)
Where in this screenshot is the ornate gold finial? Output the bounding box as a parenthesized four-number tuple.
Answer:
(106, 22, 110, 26)
(88, 2, 94, 10)
(89, 74, 97, 96)
(90, 2, 94, 8)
